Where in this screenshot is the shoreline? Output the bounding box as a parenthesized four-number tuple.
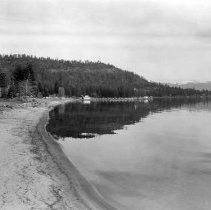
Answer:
(36, 100, 117, 210)
(0, 98, 116, 210)
(2, 97, 210, 209)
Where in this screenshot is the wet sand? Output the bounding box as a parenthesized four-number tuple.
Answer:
(0, 98, 114, 210)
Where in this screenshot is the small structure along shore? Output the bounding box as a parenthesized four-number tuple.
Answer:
(91, 96, 153, 102)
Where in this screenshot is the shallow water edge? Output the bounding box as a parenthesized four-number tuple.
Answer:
(40, 102, 117, 209)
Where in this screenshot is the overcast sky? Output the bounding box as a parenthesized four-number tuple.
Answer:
(1, 0, 211, 82)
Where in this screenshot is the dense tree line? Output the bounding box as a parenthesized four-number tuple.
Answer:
(0, 54, 210, 97)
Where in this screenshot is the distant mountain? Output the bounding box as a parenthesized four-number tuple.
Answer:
(169, 82, 211, 91)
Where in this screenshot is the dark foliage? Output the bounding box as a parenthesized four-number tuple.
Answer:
(0, 54, 210, 97)
(13, 64, 35, 83)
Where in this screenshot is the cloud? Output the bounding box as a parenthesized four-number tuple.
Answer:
(1, 0, 210, 38)
(1, 0, 211, 82)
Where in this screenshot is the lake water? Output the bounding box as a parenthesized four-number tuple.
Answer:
(47, 98, 211, 210)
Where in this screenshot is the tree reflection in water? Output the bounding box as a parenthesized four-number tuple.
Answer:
(46, 98, 210, 139)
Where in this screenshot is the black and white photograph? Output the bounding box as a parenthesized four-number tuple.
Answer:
(0, 0, 211, 209)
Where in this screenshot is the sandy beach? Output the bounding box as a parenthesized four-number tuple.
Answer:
(0, 98, 115, 210)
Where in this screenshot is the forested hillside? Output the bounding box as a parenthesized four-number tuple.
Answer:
(0, 54, 209, 97)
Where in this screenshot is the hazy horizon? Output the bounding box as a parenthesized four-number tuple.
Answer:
(1, 0, 211, 83)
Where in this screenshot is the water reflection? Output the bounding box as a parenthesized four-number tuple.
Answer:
(47, 98, 211, 210)
(47, 98, 211, 139)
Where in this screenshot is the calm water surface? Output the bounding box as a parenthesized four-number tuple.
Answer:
(47, 99, 211, 210)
